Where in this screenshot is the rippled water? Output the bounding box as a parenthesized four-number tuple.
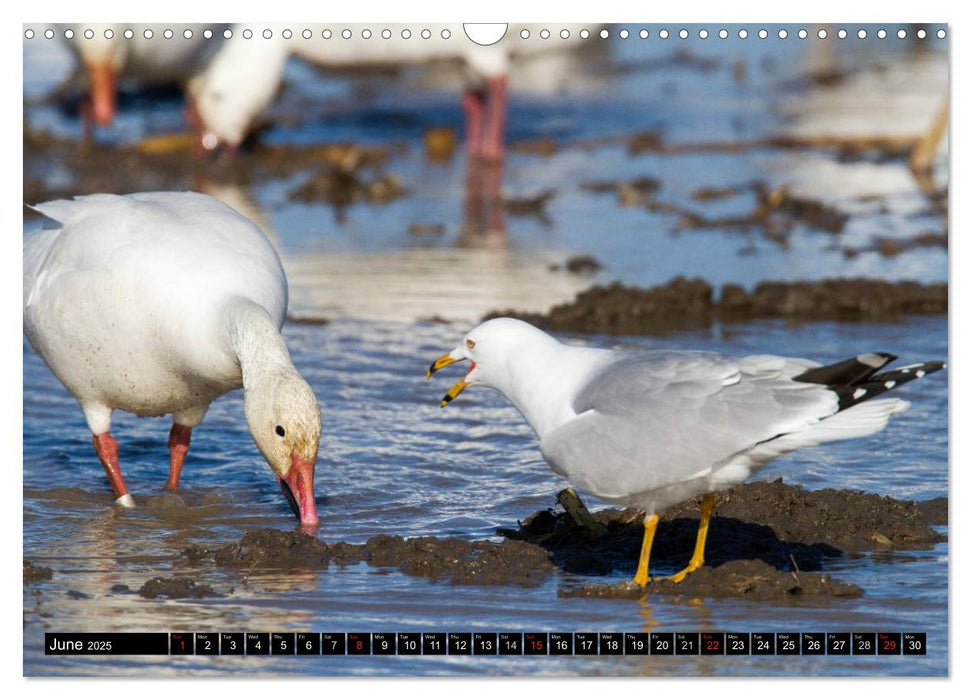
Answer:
(22, 25, 948, 677)
(23, 315, 948, 677)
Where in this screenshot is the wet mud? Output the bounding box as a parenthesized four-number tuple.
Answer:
(23, 125, 402, 214)
(504, 190, 556, 222)
(843, 232, 948, 259)
(137, 576, 226, 600)
(184, 530, 556, 588)
(177, 480, 943, 602)
(548, 255, 603, 275)
(586, 178, 849, 239)
(560, 561, 863, 601)
(24, 560, 52, 584)
(24, 124, 946, 250)
(486, 276, 947, 336)
(288, 167, 405, 208)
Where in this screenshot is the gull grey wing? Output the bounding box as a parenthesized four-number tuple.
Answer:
(539, 351, 837, 503)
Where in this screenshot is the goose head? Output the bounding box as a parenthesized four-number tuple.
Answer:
(244, 369, 322, 526)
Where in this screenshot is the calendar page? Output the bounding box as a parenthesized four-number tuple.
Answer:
(22, 21, 948, 678)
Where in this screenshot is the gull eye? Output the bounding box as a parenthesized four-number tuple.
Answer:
(466, 339, 476, 350)
(275, 425, 286, 437)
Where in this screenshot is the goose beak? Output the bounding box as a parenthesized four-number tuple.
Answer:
(86, 62, 117, 127)
(278, 453, 319, 526)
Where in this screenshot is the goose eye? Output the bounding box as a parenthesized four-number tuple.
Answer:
(275, 425, 286, 437)
(466, 339, 476, 350)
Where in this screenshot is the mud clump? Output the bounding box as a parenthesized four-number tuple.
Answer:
(289, 167, 405, 208)
(548, 255, 603, 275)
(843, 232, 948, 259)
(585, 178, 847, 238)
(182, 481, 943, 602)
(487, 278, 715, 336)
(665, 480, 945, 551)
(718, 278, 948, 323)
(504, 190, 556, 221)
(184, 529, 353, 569)
(23, 123, 401, 214)
(690, 184, 751, 201)
(486, 276, 946, 336)
(511, 480, 943, 601)
(185, 529, 555, 588)
(508, 481, 943, 568)
(582, 177, 661, 207)
(363, 535, 555, 587)
(767, 187, 848, 234)
(510, 138, 558, 157)
(137, 577, 224, 600)
(916, 497, 948, 526)
(561, 560, 862, 601)
(24, 560, 53, 584)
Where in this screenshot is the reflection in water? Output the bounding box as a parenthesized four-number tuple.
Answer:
(284, 245, 592, 324)
(784, 51, 948, 140)
(461, 159, 506, 245)
(637, 598, 657, 633)
(281, 153, 594, 322)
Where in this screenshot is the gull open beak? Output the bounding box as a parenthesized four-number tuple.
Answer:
(277, 453, 319, 526)
(426, 352, 470, 407)
(440, 377, 468, 407)
(426, 353, 463, 378)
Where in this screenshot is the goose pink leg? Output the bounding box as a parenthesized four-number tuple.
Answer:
(481, 76, 508, 162)
(462, 90, 485, 157)
(92, 432, 132, 505)
(165, 424, 192, 492)
(462, 76, 508, 162)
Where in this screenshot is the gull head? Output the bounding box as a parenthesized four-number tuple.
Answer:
(426, 317, 552, 406)
(244, 370, 322, 526)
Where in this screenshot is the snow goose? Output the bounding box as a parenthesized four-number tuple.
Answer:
(65, 24, 225, 130)
(23, 191, 321, 525)
(188, 23, 590, 160)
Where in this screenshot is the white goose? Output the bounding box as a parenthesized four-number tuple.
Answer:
(23, 191, 321, 525)
(65, 23, 225, 129)
(188, 23, 590, 159)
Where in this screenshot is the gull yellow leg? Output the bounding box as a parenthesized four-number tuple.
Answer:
(633, 514, 659, 586)
(668, 493, 716, 583)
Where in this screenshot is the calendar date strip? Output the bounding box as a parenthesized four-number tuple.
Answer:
(45, 632, 926, 656)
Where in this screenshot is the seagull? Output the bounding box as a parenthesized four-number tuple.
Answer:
(427, 317, 944, 585)
(23, 191, 321, 525)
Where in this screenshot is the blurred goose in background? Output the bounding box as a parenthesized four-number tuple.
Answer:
(23, 192, 322, 526)
(65, 23, 225, 133)
(188, 23, 592, 160)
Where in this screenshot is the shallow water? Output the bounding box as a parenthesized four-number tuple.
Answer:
(22, 26, 948, 677)
(23, 315, 948, 677)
